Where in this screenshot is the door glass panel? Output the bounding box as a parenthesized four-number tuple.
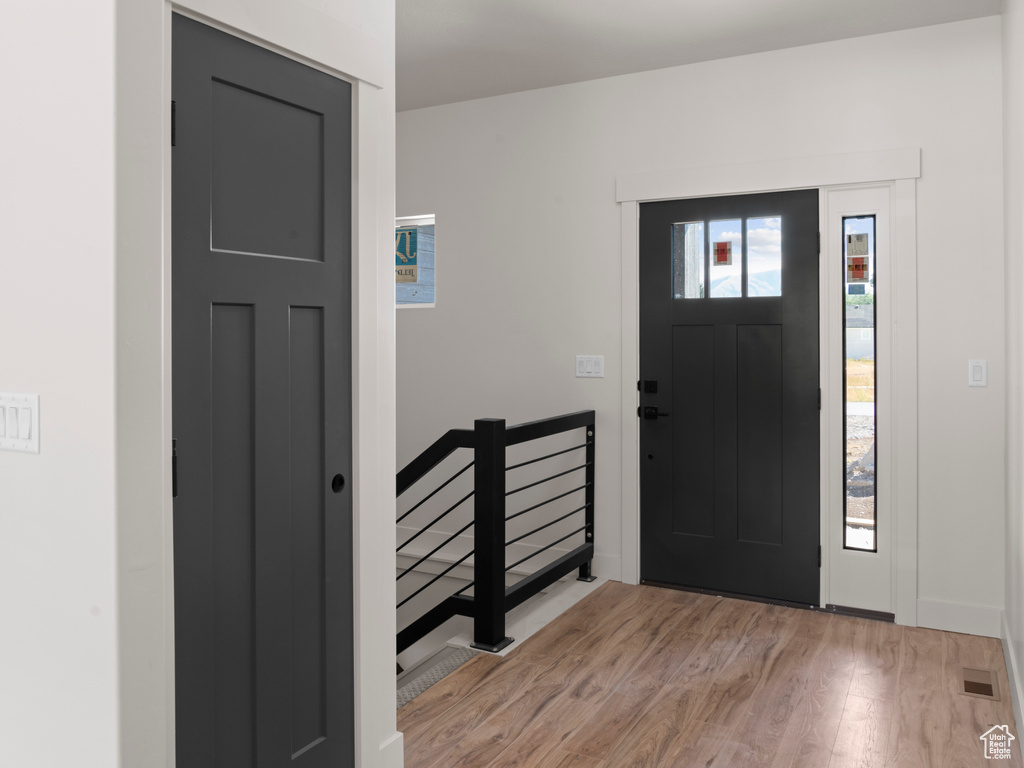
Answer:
(746, 216, 782, 297)
(709, 219, 743, 298)
(843, 215, 876, 551)
(672, 221, 705, 298)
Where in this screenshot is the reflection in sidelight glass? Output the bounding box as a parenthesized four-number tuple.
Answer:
(843, 215, 876, 551)
(746, 216, 782, 297)
(672, 221, 705, 298)
(709, 219, 743, 298)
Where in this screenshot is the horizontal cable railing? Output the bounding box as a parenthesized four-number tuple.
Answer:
(396, 429, 474, 496)
(396, 410, 596, 654)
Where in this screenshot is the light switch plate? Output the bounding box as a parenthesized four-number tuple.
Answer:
(0, 393, 40, 453)
(968, 360, 988, 388)
(575, 355, 604, 378)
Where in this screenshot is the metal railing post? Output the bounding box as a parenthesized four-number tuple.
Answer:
(578, 418, 597, 582)
(472, 418, 513, 652)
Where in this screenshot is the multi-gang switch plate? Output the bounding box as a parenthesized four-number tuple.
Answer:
(0, 393, 40, 453)
(575, 355, 604, 378)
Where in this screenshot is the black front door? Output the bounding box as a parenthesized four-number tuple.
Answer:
(639, 190, 819, 605)
(172, 15, 353, 767)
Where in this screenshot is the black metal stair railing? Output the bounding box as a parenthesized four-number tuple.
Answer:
(396, 410, 596, 655)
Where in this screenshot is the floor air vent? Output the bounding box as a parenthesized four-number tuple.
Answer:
(962, 667, 999, 700)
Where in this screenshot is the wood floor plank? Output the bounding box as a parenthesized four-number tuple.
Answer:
(671, 722, 742, 768)
(849, 617, 903, 702)
(769, 618, 856, 768)
(561, 672, 664, 760)
(440, 672, 581, 768)
(731, 635, 822, 767)
(478, 692, 597, 768)
(624, 628, 704, 687)
(940, 696, 1024, 768)
(898, 625, 946, 694)
(599, 684, 706, 768)
(400, 659, 544, 768)
(828, 694, 892, 768)
(883, 687, 1002, 768)
(674, 593, 763, 636)
(559, 690, 650, 761)
(786, 606, 834, 642)
(398, 583, 1022, 768)
(506, 581, 637, 666)
(700, 633, 783, 728)
(543, 751, 605, 768)
(397, 653, 501, 732)
(670, 600, 762, 695)
(745, 602, 806, 641)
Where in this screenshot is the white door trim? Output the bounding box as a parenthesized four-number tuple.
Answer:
(821, 184, 895, 615)
(618, 149, 919, 627)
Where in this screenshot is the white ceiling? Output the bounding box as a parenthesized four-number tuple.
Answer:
(396, 0, 1001, 111)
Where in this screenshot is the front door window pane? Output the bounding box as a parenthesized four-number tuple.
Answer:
(709, 219, 743, 298)
(843, 215, 876, 551)
(672, 221, 705, 298)
(746, 216, 782, 297)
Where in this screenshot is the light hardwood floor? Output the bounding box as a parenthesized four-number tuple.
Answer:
(398, 581, 1023, 767)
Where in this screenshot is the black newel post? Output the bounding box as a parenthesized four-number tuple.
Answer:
(472, 418, 513, 652)
(579, 419, 597, 582)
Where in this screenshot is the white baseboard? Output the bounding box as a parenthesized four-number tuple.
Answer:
(916, 597, 1002, 638)
(591, 553, 621, 581)
(1002, 611, 1024, 735)
(377, 731, 404, 768)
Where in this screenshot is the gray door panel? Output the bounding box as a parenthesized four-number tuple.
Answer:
(639, 190, 819, 605)
(172, 14, 353, 767)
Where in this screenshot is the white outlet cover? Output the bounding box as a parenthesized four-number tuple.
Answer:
(0, 393, 40, 453)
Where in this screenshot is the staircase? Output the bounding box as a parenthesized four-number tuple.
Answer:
(396, 410, 597, 664)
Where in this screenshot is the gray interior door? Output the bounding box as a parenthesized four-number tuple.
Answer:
(639, 190, 819, 605)
(172, 14, 353, 767)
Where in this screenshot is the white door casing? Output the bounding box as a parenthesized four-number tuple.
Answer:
(822, 184, 894, 614)
(618, 149, 919, 626)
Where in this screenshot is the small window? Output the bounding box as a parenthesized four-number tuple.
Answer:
(673, 215, 782, 299)
(843, 215, 877, 552)
(746, 217, 782, 297)
(672, 221, 705, 298)
(709, 219, 742, 298)
(396, 215, 435, 307)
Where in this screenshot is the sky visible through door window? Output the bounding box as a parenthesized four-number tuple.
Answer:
(746, 217, 782, 297)
(679, 216, 782, 298)
(709, 219, 742, 297)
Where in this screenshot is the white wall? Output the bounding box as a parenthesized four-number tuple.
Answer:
(1, 1, 398, 767)
(1003, 0, 1024, 719)
(397, 18, 1006, 628)
(0, 3, 119, 766)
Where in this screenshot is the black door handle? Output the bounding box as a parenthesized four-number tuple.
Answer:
(643, 406, 671, 420)
(331, 474, 346, 493)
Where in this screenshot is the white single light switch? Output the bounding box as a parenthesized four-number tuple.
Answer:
(575, 355, 604, 378)
(0, 393, 39, 453)
(968, 360, 988, 388)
